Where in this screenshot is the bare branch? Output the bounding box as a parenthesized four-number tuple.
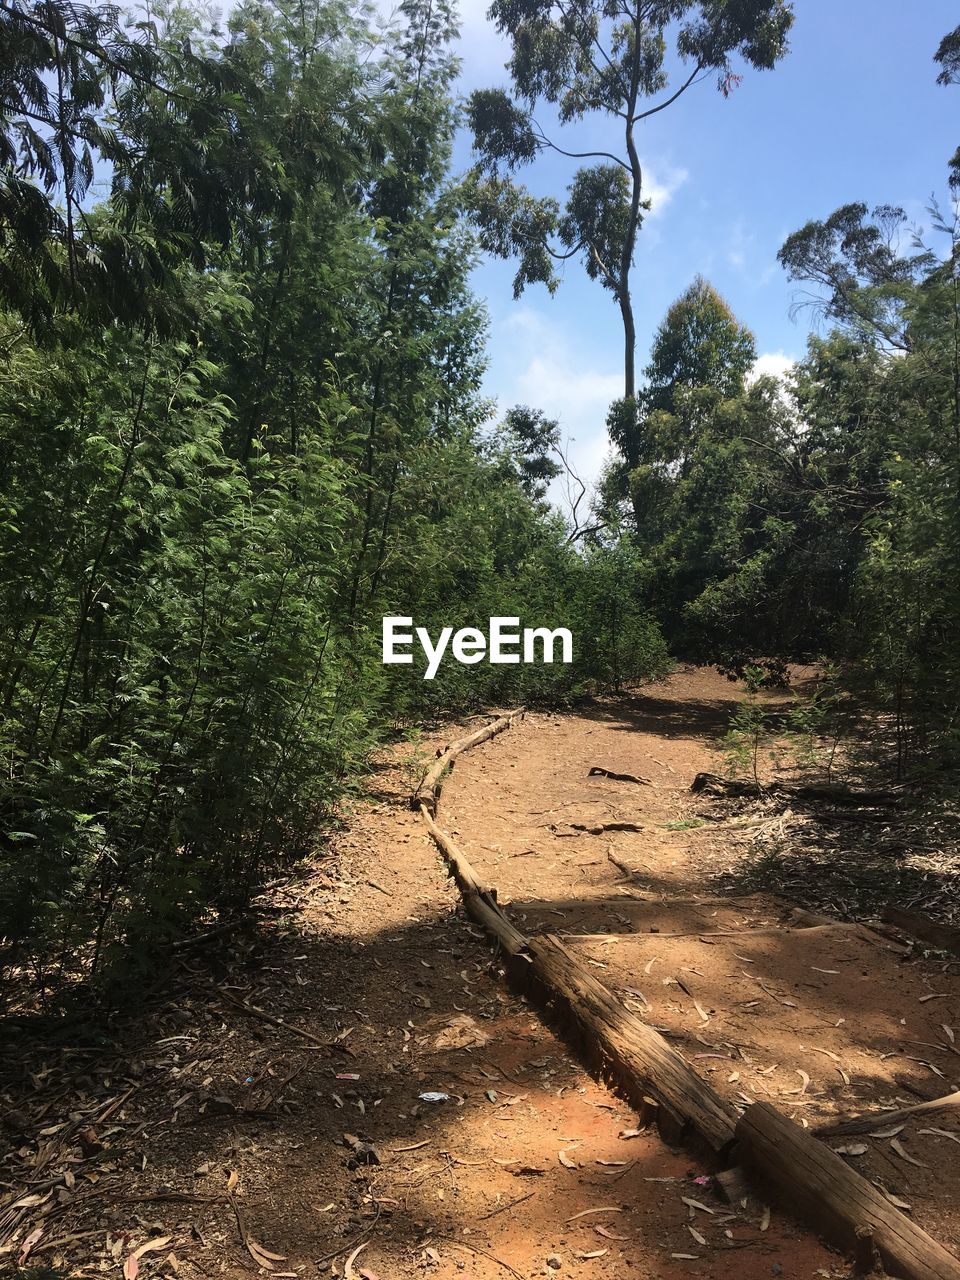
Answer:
(633, 64, 706, 123)
(532, 120, 630, 170)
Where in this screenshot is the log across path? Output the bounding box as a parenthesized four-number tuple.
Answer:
(414, 710, 960, 1280)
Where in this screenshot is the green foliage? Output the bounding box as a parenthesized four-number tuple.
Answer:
(601, 26, 960, 783)
(612, 274, 757, 471)
(645, 277, 757, 415)
(466, 0, 793, 397)
(497, 405, 562, 500)
(783, 667, 847, 780)
(722, 666, 769, 786)
(0, 0, 671, 989)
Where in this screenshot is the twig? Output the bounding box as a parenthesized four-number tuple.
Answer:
(433, 1234, 525, 1280)
(607, 851, 648, 880)
(213, 986, 334, 1049)
(314, 1203, 382, 1266)
(481, 1189, 537, 1220)
(119, 1191, 228, 1205)
(170, 918, 250, 951)
(815, 1089, 960, 1137)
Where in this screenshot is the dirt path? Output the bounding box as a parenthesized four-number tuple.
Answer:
(3, 668, 957, 1278)
(440, 669, 960, 1258)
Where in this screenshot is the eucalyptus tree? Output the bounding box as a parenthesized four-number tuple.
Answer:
(0, 0, 280, 335)
(616, 273, 755, 470)
(935, 24, 960, 186)
(775, 24, 960, 765)
(467, 0, 793, 402)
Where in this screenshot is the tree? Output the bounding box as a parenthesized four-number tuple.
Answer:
(934, 23, 960, 186)
(466, 0, 793, 402)
(610, 274, 756, 472)
(778, 202, 931, 353)
(0, 0, 285, 334)
(498, 405, 563, 499)
(0, 0, 674, 986)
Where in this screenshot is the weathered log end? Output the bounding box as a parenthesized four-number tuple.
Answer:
(735, 1101, 960, 1280)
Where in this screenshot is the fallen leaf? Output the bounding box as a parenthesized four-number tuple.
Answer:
(134, 1237, 172, 1259)
(566, 1206, 622, 1222)
(226, 1170, 239, 1193)
(918, 1127, 960, 1146)
(681, 1197, 715, 1215)
(247, 1241, 288, 1270)
(124, 1257, 139, 1280)
(760, 1206, 770, 1232)
(559, 1150, 577, 1169)
(833, 1144, 868, 1157)
(19, 1227, 43, 1263)
(890, 1137, 928, 1168)
(805, 1046, 841, 1063)
(433, 1014, 490, 1051)
(595, 1225, 627, 1241)
(344, 1243, 368, 1280)
(867, 1126, 904, 1139)
(687, 1226, 706, 1246)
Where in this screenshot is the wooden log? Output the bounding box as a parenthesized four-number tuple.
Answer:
(413, 701, 960, 1277)
(788, 906, 846, 928)
(418, 806, 736, 1152)
(690, 772, 904, 807)
(464, 891, 529, 957)
(815, 1089, 960, 1138)
(506, 898, 648, 912)
(736, 1101, 960, 1280)
(412, 710, 522, 812)
(417, 802, 488, 897)
(881, 906, 960, 959)
(524, 933, 738, 1154)
(417, 802, 528, 955)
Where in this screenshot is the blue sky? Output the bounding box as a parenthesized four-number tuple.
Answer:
(449, 2, 959, 488)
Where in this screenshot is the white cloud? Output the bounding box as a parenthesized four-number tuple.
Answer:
(749, 351, 795, 383)
(642, 164, 689, 220)
(488, 307, 621, 498)
(725, 220, 751, 270)
(516, 358, 621, 420)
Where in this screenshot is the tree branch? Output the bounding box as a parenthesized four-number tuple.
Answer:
(554, 0, 630, 101)
(532, 120, 630, 171)
(633, 63, 706, 123)
(0, 0, 207, 105)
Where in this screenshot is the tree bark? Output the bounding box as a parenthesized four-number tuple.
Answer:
(737, 1101, 960, 1280)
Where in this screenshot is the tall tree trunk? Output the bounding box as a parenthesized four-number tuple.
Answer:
(619, 53, 643, 404)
